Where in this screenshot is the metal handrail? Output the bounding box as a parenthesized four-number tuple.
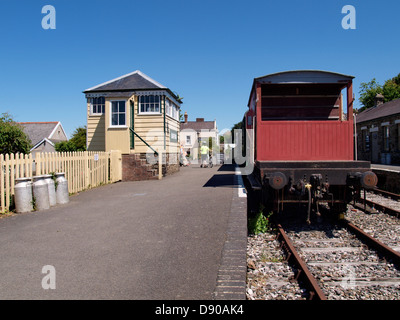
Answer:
(129, 128, 158, 155)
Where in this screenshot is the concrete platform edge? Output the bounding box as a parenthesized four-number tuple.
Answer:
(213, 166, 248, 300)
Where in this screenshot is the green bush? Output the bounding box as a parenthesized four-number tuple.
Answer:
(0, 113, 32, 154)
(248, 206, 273, 235)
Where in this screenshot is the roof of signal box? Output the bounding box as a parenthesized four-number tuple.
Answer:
(83, 70, 181, 103)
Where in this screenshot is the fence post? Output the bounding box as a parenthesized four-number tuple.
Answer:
(0, 154, 4, 213)
(109, 150, 122, 182)
(36, 152, 41, 176)
(5, 154, 10, 210)
(158, 151, 163, 180)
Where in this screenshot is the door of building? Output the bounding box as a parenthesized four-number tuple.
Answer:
(371, 131, 379, 163)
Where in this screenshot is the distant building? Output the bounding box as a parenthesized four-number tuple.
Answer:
(356, 95, 400, 164)
(180, 112, 218, 159)
(19, 121, 68, 157)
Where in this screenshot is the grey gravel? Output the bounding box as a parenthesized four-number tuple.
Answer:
(346, 192, 400, 252)
(246, 232, 306, 300)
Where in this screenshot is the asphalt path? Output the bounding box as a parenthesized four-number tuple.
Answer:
(0, 164, 237, 299)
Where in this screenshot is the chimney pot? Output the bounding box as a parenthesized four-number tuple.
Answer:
(184, 112, 188, 123)
(375, 93, 384, 107)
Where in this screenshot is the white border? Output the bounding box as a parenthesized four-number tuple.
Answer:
(109, 100, 128, 128)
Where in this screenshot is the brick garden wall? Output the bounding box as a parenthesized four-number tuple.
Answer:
(122, 153, 180, 182)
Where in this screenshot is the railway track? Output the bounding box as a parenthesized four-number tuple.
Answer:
(247, 207, 400, 300)
(370, 188, 400, 202)
(280, 213, 400, 299)
(247, 187, 400, 300)
(353, 190, 400, 218)
(349, 189, 400, 252)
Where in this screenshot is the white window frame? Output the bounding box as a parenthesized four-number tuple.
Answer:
(138, 95, 161, 115)
(90, 97, 105, 115)
(382, 124, 390, 152)
(186, 135, 191, 145)
(109, 100, 127, 128)
(166, 98, 180, 121)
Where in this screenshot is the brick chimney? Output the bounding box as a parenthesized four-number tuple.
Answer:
(375, 93, 384, 107)
(184, 111, 188, 123)
(196, 118, 204, 122)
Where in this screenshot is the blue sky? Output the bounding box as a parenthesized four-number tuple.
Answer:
(0, 0, 399, 138)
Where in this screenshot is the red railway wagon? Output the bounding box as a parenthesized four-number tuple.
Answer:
(245, 70, 377, 221)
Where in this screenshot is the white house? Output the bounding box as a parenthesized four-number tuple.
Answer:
(180, 112, 219, 160)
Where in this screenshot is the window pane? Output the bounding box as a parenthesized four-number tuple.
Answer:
(119, 114, 125, 126)
(119, 101, 125, 112)
(112, 102, 118, 113)
(112, 114, 118, 126)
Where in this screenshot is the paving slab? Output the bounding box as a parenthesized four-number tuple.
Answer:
(0, 164, 246, 300)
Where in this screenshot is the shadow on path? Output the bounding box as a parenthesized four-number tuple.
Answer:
(203, 164, 239, 188)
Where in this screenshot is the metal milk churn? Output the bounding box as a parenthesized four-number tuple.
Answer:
(14, 177, 33, 213)
(43, 174, 57, 206)
(32, 175, 50, 210)
(55, 172, 69, 204)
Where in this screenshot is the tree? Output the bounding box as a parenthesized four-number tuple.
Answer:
(359, 73, 400, 112)
(54, 141, 77, 152)
(69, 126, 86, 151)
(231, 117, 245, 158)
(358, 78, 383, 112)
(0, 113, 32, 154)
(231, 118, 245, 143)
(55, 126, 86, 152)
(383, 78, 400, 102)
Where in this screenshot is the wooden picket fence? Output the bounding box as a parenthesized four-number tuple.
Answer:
(0, 150, 122, 214)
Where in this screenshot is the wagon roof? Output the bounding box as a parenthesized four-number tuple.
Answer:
(254, 70, 354, 83)
(248, 70, 354, 107)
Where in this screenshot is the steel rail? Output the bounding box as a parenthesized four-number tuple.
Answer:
(342, 219, 400, 266)
(275, 223, 327, 300)
(354, 198, 400, 219)
(370, 188, 400, 201)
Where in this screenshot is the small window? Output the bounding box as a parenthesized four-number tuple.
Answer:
(383, 126, 390, 152)
(91, 97, 105, 115)
(139, 95, 161, 114)
(165, 98, 179, 120)
(111, 101, 126, 126)
(362, 130, 370, 152)
(186, 135, 191, 145)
